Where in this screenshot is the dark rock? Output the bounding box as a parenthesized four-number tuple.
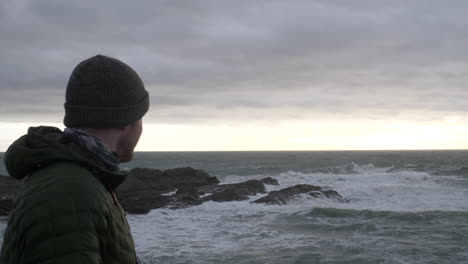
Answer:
(176, 186, 201, 196)
(166, 193, 202, 210)
(116, 168, 172, 214)
(116, 167, 219, 214)
(201, 180, 267, 202)
(117, 189, 172, 214)
(119, 190, 202, 213)
(260, 177, 279, 185)
(252, 184, 348, 205)
(309, 190, 349, 203)
(0, 167, 349, 216)
(118, 167, 219, 194)
(125, 207, 151, 215)
(162, 167, 220, 188)
(253, 184, 320, 205)
(202, 188, 249, 202)
(117, 168, 165, 193)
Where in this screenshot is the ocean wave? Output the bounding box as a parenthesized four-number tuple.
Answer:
(308, 162, 377, 174)
(386, 164, 468, 177)
(276, 162, 464, 177)
(290, 162, 468, 177)
(436, 166, 468, 177)
(265, 168, 468, 212)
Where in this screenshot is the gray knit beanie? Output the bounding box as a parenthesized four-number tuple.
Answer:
(64, 55, 149, 128)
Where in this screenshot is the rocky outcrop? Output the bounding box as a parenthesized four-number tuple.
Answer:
(197, 177, 280, 203)
(116, 167, 221, 213)
(116, 168, 347, 213)
(117, 170, 278, 213)
(259, 177, 279, 186)
(200, 179, 268, 202)
(252, 184, 349, 205)
(118, 167, 219, 193)
(116, 167, 213, 213)
(0, 168, 348, 216)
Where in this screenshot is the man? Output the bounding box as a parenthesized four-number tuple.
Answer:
(0, 55, 149, 264)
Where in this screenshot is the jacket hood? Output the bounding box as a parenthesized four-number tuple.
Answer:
(4, 126, 126, 189)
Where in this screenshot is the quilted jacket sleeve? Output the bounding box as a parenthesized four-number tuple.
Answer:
(1, 162, 110, 264)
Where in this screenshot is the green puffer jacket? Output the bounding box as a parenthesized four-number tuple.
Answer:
(0, 127, 137, 264)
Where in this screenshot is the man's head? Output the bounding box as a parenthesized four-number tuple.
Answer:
(64, 55, 149, 161)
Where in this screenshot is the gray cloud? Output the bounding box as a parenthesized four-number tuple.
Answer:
(1, 0, 468, 124)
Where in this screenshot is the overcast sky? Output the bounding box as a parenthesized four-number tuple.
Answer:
(1, 0, 468, 150)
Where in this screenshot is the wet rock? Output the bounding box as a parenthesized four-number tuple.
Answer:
(162, 167, 220, 189)
(0, 167, 349, 216)
(308, 189, 349, 203)
(116, 167, 216, 213)
(176, 186, 201, 196)
(117, 189, 171, 214)
(252, 184, 348, 205)
(119, 190, 202, 213)
(166, 193, 202, 210)
(201, 179, 267, 202)
(203, 188, 250, 202)
(117, 168, 165, 192)
(117, 167, 219, 193)
(260, 177, 279, 185)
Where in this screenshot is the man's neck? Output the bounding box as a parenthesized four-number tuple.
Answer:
(80, 128, 120, 154)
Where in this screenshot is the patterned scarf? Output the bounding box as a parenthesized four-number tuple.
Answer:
(62, 128, 120, 172)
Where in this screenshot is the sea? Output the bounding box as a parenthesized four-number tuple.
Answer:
(1, 150, 467, 264)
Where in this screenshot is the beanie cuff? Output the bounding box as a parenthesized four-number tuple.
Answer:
(64, 92, 149, 128)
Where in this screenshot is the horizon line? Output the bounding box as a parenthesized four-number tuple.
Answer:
(133, 149, 468, 152)
(1, 149, 467, 154)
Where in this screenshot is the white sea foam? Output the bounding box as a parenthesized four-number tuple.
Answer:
(266, 165, 468, 212)
(128, 201, 308, 259)
(127, 164, 468, 260)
